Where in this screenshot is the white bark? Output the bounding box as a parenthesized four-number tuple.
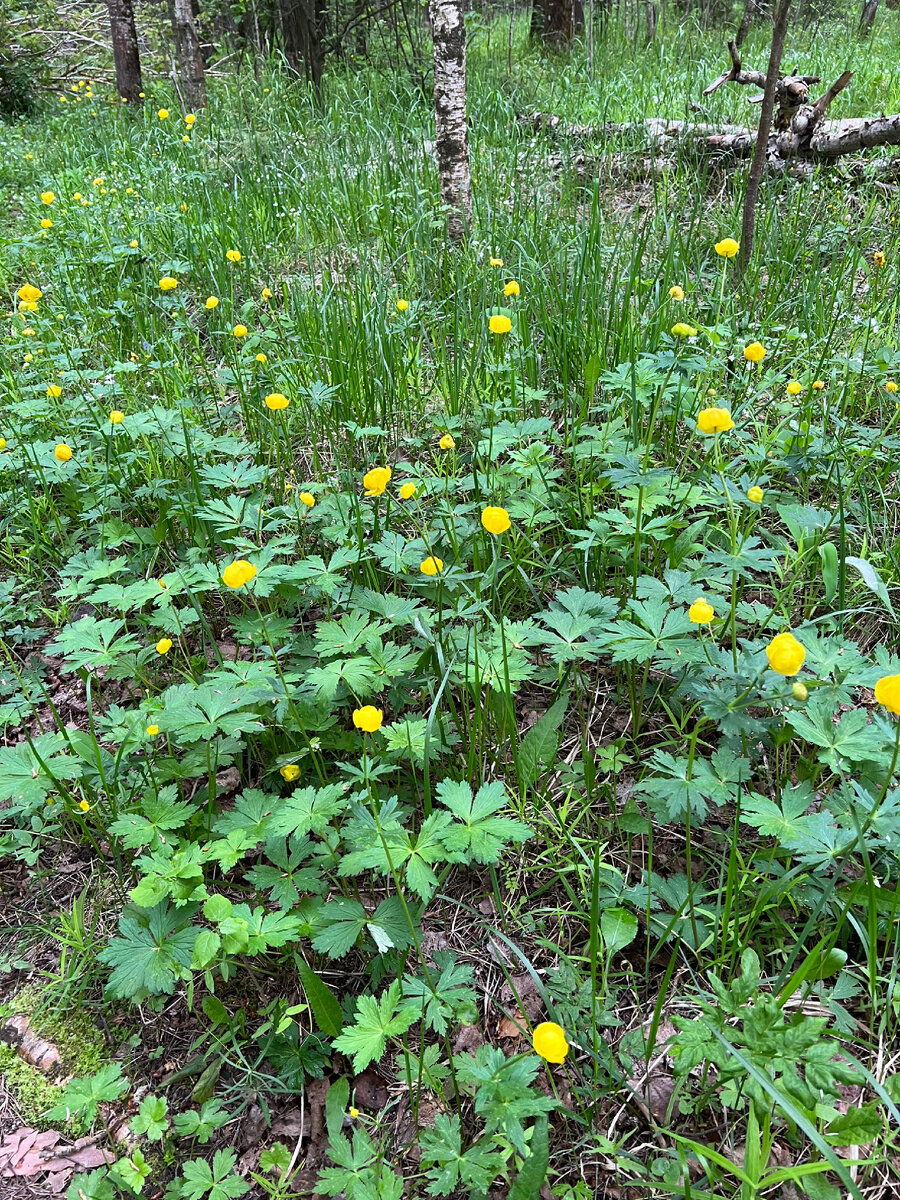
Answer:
(430, 0, 472, 244)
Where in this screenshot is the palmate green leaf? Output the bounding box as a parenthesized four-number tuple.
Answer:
(131, 1094, 169, 1141)
(437, 779, 531, 863)
(98, 902, 198, 1000)
(787, 694, 889, 772)
(419, 1114, 509, 1198)
(212, 789, 277, 842)
(268, 783, 350, 838)
(180, 1150, 249, 1200)
(740, 781, 816, 840)
(108, 786, 197, 850)
(315, 611, 386, 657)
(636, 749, 751, 822)
(339, 808, 453, 900)
(45, 616, 142, 671)
(603, 598, 704, 666)
(44, 1062, 128, 1123)
(245, 837, 323, 907)
(401, 952, 477, 1034)
(311, 900, 369, 958)
(304, 656, 378, 700)
(332, 980, 418, 1073)
(0, 733, 83, 808)
(157, 684, 264, 742)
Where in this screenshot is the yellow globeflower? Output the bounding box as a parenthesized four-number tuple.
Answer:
(420, 556, 444, 576)
(205, 296, 219, 309)
(130, 240, 138, 249)
(747, 485, 764, 504)
(79, 799, 91, 812)
(504, 280, 520, 297)
(397, 299, 409, 312)
(158, 108, 169, 119)
(233, 324, 248, 338)
(261, 287, 273, 300)
(41, 218, 53, 229)
(399, 482, 416, 499)
(146, 724, 159, 736)
(786, 381, 802, 395)
(481, 506, 511, 535)
(159, 276, 178, 291)
(688, 597, 714, 624)
(669, 285, 685, 300)
(439, 433, 455, 450)
(294, 492, 313, 508)
(489, 256, 503, 267)
(226, 249, 242, 263)
(743, 342, 766, 363)
(265, 392, 289, 410)
(46, 384, 62, 397)
(765, 631, 806, 677)
(696, 407, 734, 434)
(874, 250, 886, 267)
(489, 314, 512, 335)
(875, 674, 900, 714)
(0, 439, 6, 451)
(17, 284, 42, 304)
(532, 1021, 569, 1064)
(886, 381, 898, 394)
(363, 467, 392, 497)
(812, 380, 825, 391)
(671, 322, 697, 338)
(280, 764, 300, 781)
(222, 559, 257, 588)
(255, 353, 268, 364)
(715, 237, 739, 258)
(41, 191, 54, 205)
(109, 410, 125, 424)
(54, 443, 72, 462)
(185, 112, 196, 125)
(155, 638, 173, 655)
(352, 706, 383, 733)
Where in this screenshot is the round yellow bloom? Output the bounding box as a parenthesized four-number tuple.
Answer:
(233, 324, 248, 338)
(439, 433, 455, 450)
(481, 505, 511, 535)
(280, 764, 300, 781)
(222, 559, 257, 588)
(688, 596, 714, 624)
(159, 276, 178, 291)
(130, 239, 138, 249)
(489, 314, 512, 335)
(874, 250, 886, 267)
(747, 485, 764, 504)
(46, 384, 62, 398)
(255, 353, 268, 364)
(397, 299, 409, 312)
(226, 249, 242, 263)
(41, 191, 54, 205)
(886, 381, 898, 394)
(363, 467, 392, 497)
(792, 681, 808, 701)
(185, 113, 196, 125)
(671, 322, 697, 338)
(489, 257, 503, 267)
(812, 380, 825, 390)
(696, 407, 734, 434)
(786, 381, 802, 395)
(420, 556, 444, 576)
(0, 439, 6, 451)
(262, 287, 273, 300)
(299, 492, 315, 507)
(765, 631, 806, 677)
(40, 218, 52, 229)
(158, 108, 169, 119)
(399, 482, 416, 499)
(79, 799, 91, 812)
(349, 1106, 360, 1118)
(875, 674, 900, 714)
(109, 410, 125, 424)
(669, 285, 685, 300)
(352, 706, 383, 733)
(265, 392, 289, 411)
(17, 284, 42, 304)
(504, 281, 520, 297)
(205, 296, 219, 309)
(715, 237, 739, 258)
(155, 638, 173, 655)
(146, 724, 159, 736)
(532, 1021, 569, 1064)
(180, 202, 188, 212)
(54, 443, 72, 462)
(743, 342, 766, 363)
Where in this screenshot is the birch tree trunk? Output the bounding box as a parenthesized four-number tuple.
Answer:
(430, 0, 472, 244)
(169, 0, 207, 109)
(106, 0, 143, 104)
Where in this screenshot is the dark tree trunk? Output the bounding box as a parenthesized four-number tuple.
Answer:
(530, 0, 584, 41)
(859, 0, 878, 31)
(429, 0, 472, 243)
(281, 0, 326, 85)
(734, 0, 757, 46)
(106, 0, 143, 104)
(169, 0, 207, 108)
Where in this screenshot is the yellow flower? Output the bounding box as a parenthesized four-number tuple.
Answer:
(349, 1107, 360, 1119)
(233, 324, 248, 338)
(155, 638, 173, 655)
(46, 384, 62, 398)
(420, 556, 444, 576)
(696, 407, 734, 434)
(399, 482, 416, 499)
(489, 314, 512, 335)
(54, 443, 72, 462)
(93, 177, 104, 186)
(504, 280, 520, 297)
(180, 202, 188, 212)
(743, 342, 766, 363)
(205, 296, 219, 309)
(765, 631, 806, 677)
(0, 439, 6, 451)
(79, 799, 91, 812)
(159, 276, 178, 291)
(812, 380, 825, 390)
(41, 191, 54, 205)
(669, 285, 685, 300)
(222, 559, 257, 588)
(875, 674, 900, 714)
(226, 249, 242, 263)
(786, 380, 802, 395)
(146, 724, 159, 736)
(158, 579, 167, 588)
(17, 284, 42, 304)
(158, 108, 169, 119)
(256, 353, 268, 364)
(874, 250, 886, 267)
(363, 467, 392, 497)
(886, 381, 898, 394)
(73, 192, 82, 200)
(671, 322, 696, 338)
(532, 1021, 569, 1064)
(715, 237, 739, 258)
(688, 596, 714, 624)
(792, 682, 808, 701)
(397, 299, 409, 312)
(481, 505, 511, 535)
(352, 706, 383, 733)
(747, 485, 764, 504)
(439, 433, 455, 450)
(299, 491, 315, 507)
(185, 113, 196, 125)
(109, 410, 125, 424)
(265, 392, 289, 410)
(130, 239, 138, 248)
(280, 764, 300, 781)
(489, 256, 503, 267)
(40, 218, 52, 229)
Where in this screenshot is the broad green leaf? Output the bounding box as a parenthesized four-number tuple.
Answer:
(298, 960, 343, 1037)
